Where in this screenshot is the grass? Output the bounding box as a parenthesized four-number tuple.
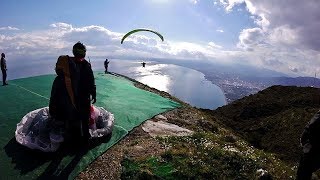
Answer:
(213, 86, 320, 164)
(120, 85, 320, 179)
(121, 132, 296, 179)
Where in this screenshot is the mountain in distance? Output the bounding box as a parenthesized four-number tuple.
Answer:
(254, 76, 320, 88)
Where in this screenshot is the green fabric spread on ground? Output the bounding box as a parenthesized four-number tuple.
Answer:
(0, 72, 180, 179)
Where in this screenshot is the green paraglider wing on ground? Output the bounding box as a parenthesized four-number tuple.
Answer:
(121, 28, 164, 44)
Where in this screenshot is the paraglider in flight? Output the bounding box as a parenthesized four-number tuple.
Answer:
(121, 28, 164, 44)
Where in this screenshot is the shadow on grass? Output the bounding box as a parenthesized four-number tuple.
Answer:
(4, 134, 112, 179)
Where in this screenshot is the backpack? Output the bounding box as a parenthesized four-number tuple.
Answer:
(55, 55, 76, 108)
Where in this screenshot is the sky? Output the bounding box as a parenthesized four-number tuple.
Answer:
(0, 0, 319, 76)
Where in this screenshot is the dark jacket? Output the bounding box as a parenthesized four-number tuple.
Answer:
(104, 60, 109, 68)
(49, 74, 76, 127)
(301, 111, 320, 150)
(49, 56, 96, 139)
(1, 57, 6, 70)
(69, 58, 96, 109)
(71, 58, 96, 139)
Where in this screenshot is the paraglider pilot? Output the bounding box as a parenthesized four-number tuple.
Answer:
(104, 59, 109, 73)
(1, 53, 8, 86)
(49, 41, 96, 146)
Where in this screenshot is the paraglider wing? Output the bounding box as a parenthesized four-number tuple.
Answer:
(121, 28, 164, 44)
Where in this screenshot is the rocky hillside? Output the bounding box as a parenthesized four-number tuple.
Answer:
(77, 75, 320, 179)
(212, 85, 320, 164)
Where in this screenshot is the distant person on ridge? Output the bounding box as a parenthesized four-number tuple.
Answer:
(49, 41, 96, 146)
(297, 111, 320, 179)
(1, 53, 8, 86)
(104, 59, 109, 73)
(141, 61, 146, 68)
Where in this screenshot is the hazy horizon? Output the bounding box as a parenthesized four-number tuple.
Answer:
(1, 0, 319, 77)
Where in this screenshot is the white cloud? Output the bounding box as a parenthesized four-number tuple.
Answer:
(268, 25, 298, 46)
(219, 0, 245, 12)
(0, 23, 121, 59)
(216, 29, 224, 33)
(208, 42, 223, 49)
(0, 26, 20, 31)
(237, 28, 266, 50)
(213, 0, 320, 76)
(1, 22, 320, 76)
(50, 23, 72, 30)
(0, 23, 224, 61)
(218, 0, 320, 50)
(289, 66, 299, 73)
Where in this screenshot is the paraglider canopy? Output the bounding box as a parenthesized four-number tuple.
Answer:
(121, 28, 164, 44)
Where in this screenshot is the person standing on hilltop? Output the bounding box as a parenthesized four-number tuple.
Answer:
(1, 53, 8, 86)
(104, 58, 109, 73)
(49, 42, 96, 146)
(297, 111, 320, 179)
(141, 61, 146, 68)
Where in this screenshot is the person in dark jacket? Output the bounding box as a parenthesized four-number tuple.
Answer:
(297, 111, 320, 179)
(104, 59, 109, 73)
(141, 61, 146, 68)
(49, 42, 96, 145)
(49, 60, 76, 141)
(70, 42, 96, 142)
(1, 53, 8, 86)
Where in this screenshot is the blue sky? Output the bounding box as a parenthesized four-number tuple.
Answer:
(0, 0, 319, 76)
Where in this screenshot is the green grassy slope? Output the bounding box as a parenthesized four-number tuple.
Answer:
(213, 85, 320, 164)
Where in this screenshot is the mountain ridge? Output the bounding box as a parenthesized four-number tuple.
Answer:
(212, 85, 320, 164)
(79, 73, 320, 179)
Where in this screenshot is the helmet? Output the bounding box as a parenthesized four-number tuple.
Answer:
(72, 42, 86, 58)
(1, 53, 5, 58)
